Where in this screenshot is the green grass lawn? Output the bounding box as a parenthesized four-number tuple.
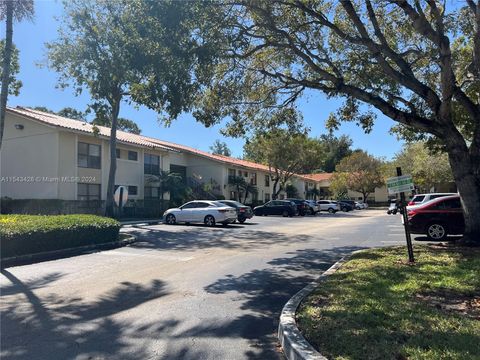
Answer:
(296, 245, 480, 360)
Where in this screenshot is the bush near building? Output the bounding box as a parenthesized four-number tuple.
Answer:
(0, 214, 120, 258)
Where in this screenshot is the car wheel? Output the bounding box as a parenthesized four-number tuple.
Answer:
(341, 206, 347, 212)
(165, 214, 176, 225)
(328, 208, 335, 214)
(282, 210, 289, 217)
(427, 223, 447, 240)
(204, 215, 216, 227)
(387, 210, 391, 215)
(239, 218, 246, 224)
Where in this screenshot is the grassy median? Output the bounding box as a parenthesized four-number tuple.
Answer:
(296, 245, 480, 360)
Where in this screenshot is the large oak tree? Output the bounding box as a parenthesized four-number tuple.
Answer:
(47, 0, 219, 216)
(195, 0, 480, 244)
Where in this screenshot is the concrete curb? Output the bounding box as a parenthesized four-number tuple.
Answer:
(1, 234, 136, 268)
(278, 253, 358, 360)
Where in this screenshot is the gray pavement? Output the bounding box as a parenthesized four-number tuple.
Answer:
(1, 210, 406, 360)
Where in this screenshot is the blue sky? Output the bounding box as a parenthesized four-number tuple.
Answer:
(3, 0, 404, 160)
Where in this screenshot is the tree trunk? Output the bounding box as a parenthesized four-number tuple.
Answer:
(105, 97, 121, 218)
(272, 178, 279, 200)
(0, 1, 13, 150)
(444, 132, 480, 245)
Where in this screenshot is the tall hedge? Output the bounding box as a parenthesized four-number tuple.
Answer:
(0, 214, 120, 258)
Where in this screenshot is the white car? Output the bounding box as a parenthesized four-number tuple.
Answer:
(408, 193, 456, 206)
(163, 200, 237, 226)
(317, 200, 339, 213)
(304, 200, 320, 214)
(355, 201, 368, 209)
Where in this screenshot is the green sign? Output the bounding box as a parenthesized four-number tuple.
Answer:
(386, 175, 414, 194)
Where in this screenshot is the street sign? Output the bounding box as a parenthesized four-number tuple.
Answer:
(114, 186, 128, 207)
(386, 175, 414, 195)
(394, 168, 415, 263)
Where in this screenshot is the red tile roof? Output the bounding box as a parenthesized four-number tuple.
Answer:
(9, 106, 177, 152)
(300, 173, 334, 182)
(8, 106, 325, 183)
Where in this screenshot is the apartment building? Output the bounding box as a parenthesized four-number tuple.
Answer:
(1, 107, 321, 215)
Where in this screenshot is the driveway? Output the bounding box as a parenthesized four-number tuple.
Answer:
(1, 210, 405, 360)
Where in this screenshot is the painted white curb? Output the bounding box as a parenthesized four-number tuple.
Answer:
(278, 255, 353, 360)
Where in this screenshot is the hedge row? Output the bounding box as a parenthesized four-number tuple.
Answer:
(0, 214, 120, 258)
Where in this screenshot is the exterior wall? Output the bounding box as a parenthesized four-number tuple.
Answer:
(0, 113, 60, 199)
(57, 132, 77, 200)
(185, 154, 226, 195)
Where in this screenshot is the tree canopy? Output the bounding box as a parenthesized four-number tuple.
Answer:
(46, 0, 221, 216)
(335, 151, 384, 201)
(244, 125, 324, 199)
(317, 134, 353, 173)
(210, 139, 232, 156)
(387, 142, 454, 193)
(0, 0, 34, 149)
(0, 41, 21, 96)
(191, 0, 480, 243)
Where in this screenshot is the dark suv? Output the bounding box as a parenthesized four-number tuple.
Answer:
(408, 195, 464, 240)
(285, 198, 309, 216)
(253, 200, 297, 217)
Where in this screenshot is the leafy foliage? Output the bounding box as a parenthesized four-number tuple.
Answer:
(0, 40, 21, 96)
(194, 0, 480, 241)
(386, 142, 454, 193)
(328, 172, 350, 200)
(285, 183, 299, 198)
(46, 0, 221, 215)
(244, 125, 324, 198)
(209, 139, 232, 156)
(92, 117, 141, 135)
(57, 107, 86, 121)
(0, 214, 120, 258)
(318, 134, 353, 173)
(335, 151, 384, 201)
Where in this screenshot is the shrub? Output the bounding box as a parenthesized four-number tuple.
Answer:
(0, 214, 120, 258)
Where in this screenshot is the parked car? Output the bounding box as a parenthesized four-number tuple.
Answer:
(286, 198, 310, 216)
(387, 200, 399, 214)
(336, 201, 354, 212)
(253, 200, 297, 217)
(339, 200, 356, 210)
(408, 193, 456, 206)
(355, 201, 368, 210)
(164, 200, 237, 226)
(317, 200, 339, 213)
(304, 200, 320, 215)
(407, 195, 464, 240)
(217, 200, 253, 223)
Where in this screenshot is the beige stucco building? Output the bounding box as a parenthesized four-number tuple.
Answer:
(0, 107, 390, 216)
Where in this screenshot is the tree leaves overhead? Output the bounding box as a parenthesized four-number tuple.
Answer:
(335, 150, 384, 201)
(210, 139, 232, 156)
(0, 40, 22, 96)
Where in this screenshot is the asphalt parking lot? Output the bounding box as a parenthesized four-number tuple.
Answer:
(1, 210, 406, 360)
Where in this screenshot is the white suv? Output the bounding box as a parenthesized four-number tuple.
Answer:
(317, 200, 339, 213)
(408, 193, 456, 206)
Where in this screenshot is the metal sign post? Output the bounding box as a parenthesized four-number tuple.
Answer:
(387, 168, 415, 263)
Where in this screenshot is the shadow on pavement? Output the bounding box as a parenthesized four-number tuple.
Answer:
(126, 226, 318, 252)
(1, 269, 169, 360)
